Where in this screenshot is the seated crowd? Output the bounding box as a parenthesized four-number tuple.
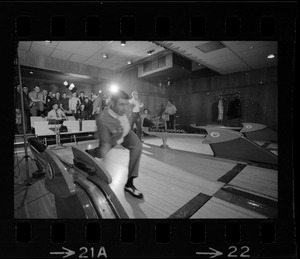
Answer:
(15, 86, 177, 136)
(14, 85, 107, 134)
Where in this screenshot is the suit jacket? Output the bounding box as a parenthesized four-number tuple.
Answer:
(92, 96, 102, 115)
(95, 108, 133, 146)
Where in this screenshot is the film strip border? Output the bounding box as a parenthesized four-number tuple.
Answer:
(0, 2, 297, 40)
(1, 1, 296, 258)
(0, 220, 295, 258)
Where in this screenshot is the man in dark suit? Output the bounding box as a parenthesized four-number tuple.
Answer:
(86, 90, 143, 199)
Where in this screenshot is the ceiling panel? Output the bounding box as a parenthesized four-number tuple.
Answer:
(75, 42, 106, 56)
(68, 54, 89, 63)
(34, 41, 59, 48)
(222, 41, 247, 47)
(229, 41, 277, 53)
(30, 43, 54, 56)
(19, 41, 278, 76)
(51, 49, 73, 60)
(83, 58, 101, 66)
(18, 41, 31, 51)
(56, 41, 85, 52)
(237, 48, 277, 59)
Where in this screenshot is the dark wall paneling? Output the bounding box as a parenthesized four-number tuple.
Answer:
(171, 67, 277, 131)
(18, 77, 93, 97)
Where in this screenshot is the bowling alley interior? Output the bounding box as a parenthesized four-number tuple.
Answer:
(14, 41, 278, 219)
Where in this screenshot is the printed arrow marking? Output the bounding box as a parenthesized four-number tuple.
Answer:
(50, 247, 76, 258)
(196, 247, 223, 258)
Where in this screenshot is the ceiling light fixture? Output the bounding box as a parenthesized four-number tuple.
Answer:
(147, 50, 154, 56)
(127, 60, 132, 64)
(45, 40, 52, 43)
(63, 80, 68, 86)
(29, 71, 33, 74)
(69, 83, 75, 90)
(267, 54, 275, 59)
(103, 53, 108, 59)
(121, 41, 126, 46)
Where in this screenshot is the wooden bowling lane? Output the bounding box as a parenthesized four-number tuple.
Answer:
(143, 135, 214, 155)
(191, 197, 269, 218)
(189, 164, 278, 219)
(254, 141, 278, 156)
(14, 136, 278, 219)
(226, 165, 278, 200)
(51, 139, 276, 219)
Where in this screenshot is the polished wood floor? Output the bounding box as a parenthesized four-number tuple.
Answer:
(14, 135, 278, 219)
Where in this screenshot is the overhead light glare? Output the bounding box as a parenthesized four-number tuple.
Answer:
(267, 54, 275, 59)
(127, 60, 132, 64)
(103, 53, 108, 59)
(121, 41, 126, 46)
(29, 71, 33, 74)
(109, 84, 119, 94)
(45, 40, 52, 43)
(63, 80, 68, 86)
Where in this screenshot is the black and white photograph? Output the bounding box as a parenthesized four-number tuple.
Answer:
(13, 40, 279, 219)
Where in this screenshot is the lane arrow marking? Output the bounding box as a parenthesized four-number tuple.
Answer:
(196, 247, 223, 258)
(50, 247, 76, 258)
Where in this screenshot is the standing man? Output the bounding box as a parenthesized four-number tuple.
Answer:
(15, 84, 31, 134)
(163, 99, 177, 130)
(45, 91, 54, 115)
(22, 86, 32, 132)
(91, 93, 102, 118)
(83, 97, 93, 119)
(129, 91, 144, 140)
(60, 92, 70, 115)
(79, 91, 85, 104)
(28, 85, 45, 116)
(86, 90, 143, 199)
(69, 92, 81, 116)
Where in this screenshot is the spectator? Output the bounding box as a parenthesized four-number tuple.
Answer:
(28, 85, 45, 116)
(45, 91, 53, 115)
(60, 92, 70, 114)
(22, 86, 32, 132)
(79, 91, 85, 104)
(47, 103, 67, 121)
(41, 89, 48, 116)
(162, 99, 177, 130)
(83, 96, 93, 119)
(14, 84, 31, 134)
(140, 108, 155, 127)
(129, 91, 144, 140)
(92, 93, 102, 118)
(69, 91, 80, 116)
(52, 92, 62, 107)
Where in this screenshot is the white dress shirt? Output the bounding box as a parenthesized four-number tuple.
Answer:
(129, 98, 144, 113)
(47, 109, 66, 120)
(107, 108, 131, 144)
